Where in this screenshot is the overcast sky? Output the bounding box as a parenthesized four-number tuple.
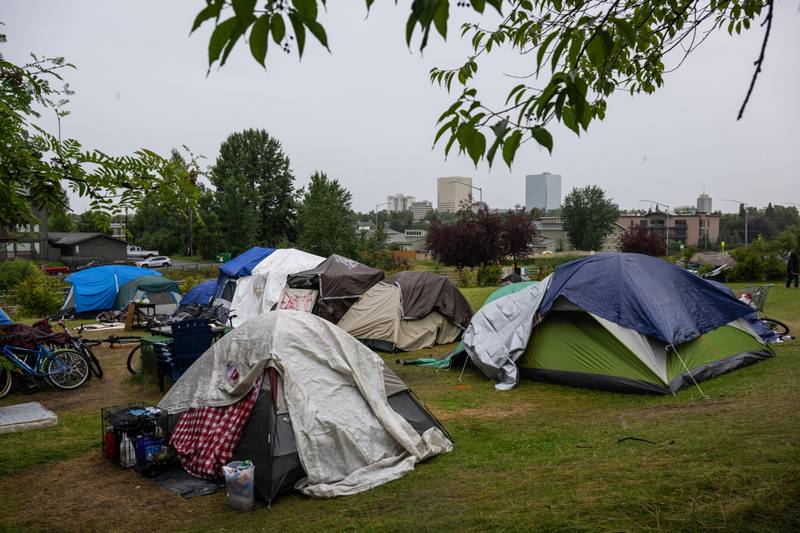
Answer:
(6, 1, 800, 213)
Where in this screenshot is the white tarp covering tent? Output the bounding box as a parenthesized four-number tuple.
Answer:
(158, 311, 452, 499)
(229, 249, 323, 327)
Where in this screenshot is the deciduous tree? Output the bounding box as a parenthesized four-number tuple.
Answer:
(561, 185, 619, 251)
(619, 226, 666, 256)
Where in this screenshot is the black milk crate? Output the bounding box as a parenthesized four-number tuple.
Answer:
(100, 402, 177, 464)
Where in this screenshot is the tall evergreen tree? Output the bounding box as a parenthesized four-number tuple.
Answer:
(211, 129, 296, 254)
(296, 172, 358, 257)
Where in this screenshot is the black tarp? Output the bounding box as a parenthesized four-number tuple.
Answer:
(384, 271, 473, 329)
(286, 255, 384, 323)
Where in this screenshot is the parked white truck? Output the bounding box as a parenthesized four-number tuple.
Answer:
(127, 245, 159, 258)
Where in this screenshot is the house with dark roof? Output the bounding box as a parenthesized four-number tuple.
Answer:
(45, 233, 128, 267)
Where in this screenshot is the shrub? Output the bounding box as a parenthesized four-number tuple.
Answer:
(0, 260, 39, 292)
(16, 272, 63, 318)
(727, 239, 784, 282)
(455, 267, 477, 288)
(476, 264, 502, 287)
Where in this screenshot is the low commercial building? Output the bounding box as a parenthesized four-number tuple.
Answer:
(617, 211, 720, 247)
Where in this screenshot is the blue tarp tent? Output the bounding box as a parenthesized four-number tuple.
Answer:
(539, 253, 756, 345)
(214, 246, 275, 298)
(0, 307, 12, 325)
(180, 280, 217, 307)
(64, 265, 161, 314)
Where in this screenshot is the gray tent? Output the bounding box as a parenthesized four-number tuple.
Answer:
(159, 311, 452, 503)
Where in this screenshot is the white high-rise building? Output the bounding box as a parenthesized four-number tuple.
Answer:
(696, 193, 712, 214)
(525, 172, 562, 212)
(386, 193, 416, 212)
(437, 177, 473, 213)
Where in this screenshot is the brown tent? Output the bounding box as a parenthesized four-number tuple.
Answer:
(337, 272, 472, 352)
(383, 271, 472, 329)
(286, 255, 384, 323)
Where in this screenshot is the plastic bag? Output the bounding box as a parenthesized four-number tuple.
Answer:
(222, 460, 255, 511)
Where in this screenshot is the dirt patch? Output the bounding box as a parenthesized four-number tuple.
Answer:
(617, 398, 735, 424)
(0, 451, 222, 532)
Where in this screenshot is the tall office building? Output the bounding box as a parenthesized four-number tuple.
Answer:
(437, 177, 473, 213)
(696, 193, 712, 214)
(525, 172, 562, 212)
(386, 193, 416, 212)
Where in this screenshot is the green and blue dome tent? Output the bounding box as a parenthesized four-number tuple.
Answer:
(465, 253, 772, 393)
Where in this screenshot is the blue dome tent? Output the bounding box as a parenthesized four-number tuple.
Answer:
(63, 265, 161, 314)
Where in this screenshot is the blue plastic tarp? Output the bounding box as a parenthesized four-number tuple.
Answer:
(219, 247, 275, 278)
(65, 265, 161, 313)
(704, 279, 780, 343)
(0, 308, 11, 325)
(180, 280, 217, 307)
(215, 247, 275, 299)
(539, 253, 756, 345)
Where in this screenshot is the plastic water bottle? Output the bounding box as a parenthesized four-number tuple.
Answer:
(120, 433, 137, 467)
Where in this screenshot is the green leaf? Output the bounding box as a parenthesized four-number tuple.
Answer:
(306, 20, 329, 50)
(292, 0, 318, 20)
(502, 130, 522, 168)
(536, 32, 559, 73)
(531, 126, 553, 153)
(271, 15, 286, 44)
(612, 18, 636, 43)
(232, 0, 256, 23)
(467, 131, 486, 165)
(249, 15, 270, 66)
(470, 0, 486, 14)
(288, 13, 307, 58)
(208, 17, 238, 65)
(433, 0, 449, 39)
(191, 1, 223, 33)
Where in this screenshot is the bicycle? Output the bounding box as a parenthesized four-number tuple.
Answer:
(55, 320, 104, 379)
(0, 335, 90, 399)
(738, 284, 790, 336)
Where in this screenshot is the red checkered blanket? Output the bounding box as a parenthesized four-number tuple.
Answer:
(170, 377, 262, 479)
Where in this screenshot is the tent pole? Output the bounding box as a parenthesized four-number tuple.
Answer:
(669, 345, 710, 400)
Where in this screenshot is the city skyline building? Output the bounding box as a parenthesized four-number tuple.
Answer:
(525, 172, 562, 212)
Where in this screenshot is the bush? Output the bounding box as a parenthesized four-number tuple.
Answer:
(727, 239, 784, 282)
(16, 271, 63, 318)
(476, 264, 502, 287)
(455, 267, 477, 288)
(0, 260, 39, 292)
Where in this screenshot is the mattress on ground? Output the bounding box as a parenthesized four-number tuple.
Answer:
(0, 402, 58, 434)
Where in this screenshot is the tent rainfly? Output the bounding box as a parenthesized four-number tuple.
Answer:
(158, 311, 452, 503)
(337, 271, 472, 352)
(213, 246, 275, 303)
(112, 275, 182, 315)
(63, 265, 161, 314)
(463, 253, 773, 393)
(286, 254, 384, 323)
(229, 249, 324, 326)
(179, 280, 217, 308)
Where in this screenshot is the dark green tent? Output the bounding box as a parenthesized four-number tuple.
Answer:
(113, 275, 182, 314)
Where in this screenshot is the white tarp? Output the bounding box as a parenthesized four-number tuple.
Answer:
(229, 249, 323, 326)
(158, 311, 452, 497)
(463, 275, 551, 390)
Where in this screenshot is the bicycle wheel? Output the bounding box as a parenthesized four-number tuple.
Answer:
(761, 318, 790, 336)
(127, 344, 142, 375)
(46, 349, 90, 390)
(0, 367, 14, 399)
(82, 344, 104, 379)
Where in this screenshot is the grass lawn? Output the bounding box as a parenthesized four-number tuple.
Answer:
(0, 284, 798, 531)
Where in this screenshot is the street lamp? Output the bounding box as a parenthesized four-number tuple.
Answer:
(640, 199, 670, 255)
(374, 202, 390, 230)
(724, 199, 748, 247)
(450, 180, 483, 206)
